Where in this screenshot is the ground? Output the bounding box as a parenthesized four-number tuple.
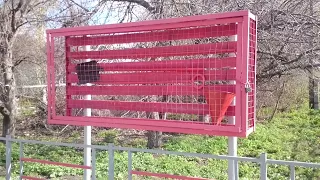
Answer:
(0, 105, 320, 179)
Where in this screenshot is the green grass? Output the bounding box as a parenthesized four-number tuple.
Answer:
(1, 108, 320, 179)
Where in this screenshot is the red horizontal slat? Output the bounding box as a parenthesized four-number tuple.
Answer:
(21, 176, 45, 180)
(67, 42, 236, 60)
(21, 158, 91, 169)
(67, 85, 236, 96)
(48, 15, 243, 37)
(67, 57, 237, 72)
(67, 70, 237, 84)
(131, 170, 211, 180)
(49, 116, 242, 135)
(67, 24, 237, 46)
(52, 116, 234, 130)
(67, 100, 235, 116)
(49, 118, 245, 136)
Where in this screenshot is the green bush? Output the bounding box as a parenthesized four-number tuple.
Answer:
(97, 130, 119, 144)
(1, 109, 320, 179)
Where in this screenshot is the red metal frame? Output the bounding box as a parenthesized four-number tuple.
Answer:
(46, 10, 257, 137)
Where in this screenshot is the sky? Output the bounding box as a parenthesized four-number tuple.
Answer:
(90, 1, 147, 25)
(44, 0, 146, 30)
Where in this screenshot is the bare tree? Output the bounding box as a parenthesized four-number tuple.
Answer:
(2, 0, 318, 144)
(0, 0, 156, 138)
(0, 0, 42, 137)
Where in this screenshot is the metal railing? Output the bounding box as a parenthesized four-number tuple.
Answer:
(2, 135, 320, 180)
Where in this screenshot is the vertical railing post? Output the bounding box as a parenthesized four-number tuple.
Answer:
(234, 159, 239, 180)
(5, 135, 12, 180)
(108, 144, 115, 180)
(92, 148, 96, 180)
(128, 151, 132, 180)
(260, 153, 267, 180)
(19, 142, 24, 180)
(290, 165, 295, 180)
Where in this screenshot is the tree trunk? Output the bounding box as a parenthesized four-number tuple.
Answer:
(146, 111, 163, 149)
(146, 127, 162, 149)
(146, 95, 167, 149)
(309, 78, 319, 109)
(308, 0, 319, 110)
(0, 44, 17, 138)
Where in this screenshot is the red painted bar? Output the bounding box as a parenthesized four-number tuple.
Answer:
(66, 24, 237, 46)
(48, 12, 246, 34)
(68, 100, 207, 114)
(49, 36, 57, 119)
(21, 176, 46, 180)
(47, 11, 246, 35)
(66, 37, 72, 116)
(21, 158, 91, 169)
(67, 42, 236, 60)
(131, 170, 211, 180)
(52, 112, 239, 131)
(49, 118, 245, 137)
(67, 70, 237, 84)
(46, 34, 52, 121)
(67, 99, 236, 116)
(48, 16, 243, 37)
(240, 15, 250, 132)
(67, 85, 236, 96)
(67, 57, 237, 72)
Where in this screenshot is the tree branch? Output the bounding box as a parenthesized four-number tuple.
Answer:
(118, 3, 132, 23)
(0, 106, 10, 117)
(282, 48, 320, 65)
(114, 0, 155, 12)
(268, 81, 286, 121)
(69, 0, 90, 12)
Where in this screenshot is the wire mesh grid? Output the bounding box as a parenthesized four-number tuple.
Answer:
(47, 11, 256, 137)
(248, 18, 257, 129)
(64, 25, 236, 123)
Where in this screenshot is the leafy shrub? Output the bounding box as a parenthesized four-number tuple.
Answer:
(1, 109, 320, 179)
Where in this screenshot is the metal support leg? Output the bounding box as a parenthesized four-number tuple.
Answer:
(260, 153, 267, 180)
(128, 151, 132, 180)
(228, 34, 238, 180)
(228, 129, 237, 180)
(108, 144, 115, 180)
(19, 142, 24, 180)
(5, 135, 12, 180)
(92, 148, 96, 180)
